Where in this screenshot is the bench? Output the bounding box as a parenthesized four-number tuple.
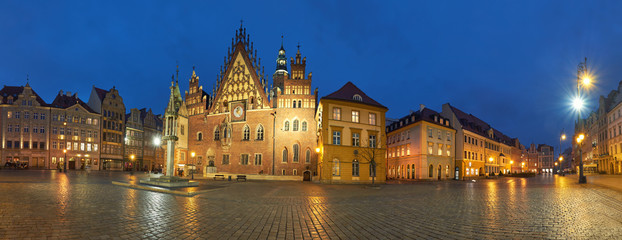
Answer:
(236, 175, 247, 182)
(214, 174, 225, 180)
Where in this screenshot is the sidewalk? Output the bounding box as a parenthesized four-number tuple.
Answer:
(578, 174, 622, 193)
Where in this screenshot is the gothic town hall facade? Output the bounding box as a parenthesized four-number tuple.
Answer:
(184, 24, 318, 179)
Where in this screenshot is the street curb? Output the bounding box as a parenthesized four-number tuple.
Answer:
(111, 181, 219, 197)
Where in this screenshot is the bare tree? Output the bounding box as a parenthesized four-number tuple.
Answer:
(357, 137, 382, 186)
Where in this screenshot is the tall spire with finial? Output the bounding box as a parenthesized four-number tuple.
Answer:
(175, 62, 179, 84)
(275, 34, 287, 75)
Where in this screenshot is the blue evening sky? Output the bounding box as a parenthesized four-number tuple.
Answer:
(2, 0, 622, 150)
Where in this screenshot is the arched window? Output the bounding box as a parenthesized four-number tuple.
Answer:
(352, 160, 359, 177)
(429, 164, 434, 178)
(197, 132, 203, 141)
(293, 144, 299, 162)
(301, 121, 307, 131)
(256, 125, 264, 140)
(298, 100, 301, 108)
(243, 125, 250, 140)
(332, 159, 340, 176)
(407, 165, 411, 179)
(292, 100, 296, 108)
(411, 164, 415, 179)
(305, 149, 311, 163)
(214, 128, 220, 140)
(282, 148, 288, 163)
(353, 94, 363, 101)
(284, 121, 290, 131)
(293, 120, 299, 131)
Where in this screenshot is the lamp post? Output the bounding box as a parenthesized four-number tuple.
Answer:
(191, 151, 195, 180)
(575, 58, 590, 184)
(63, 149, 67, 173)
(270, 111, 276, 175)
(576, 134, 585, 183)
(559, 131, 566, 175)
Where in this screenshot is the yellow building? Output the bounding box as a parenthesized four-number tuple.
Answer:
(441, 103, 521, 179)
(316, 82, 387, 184)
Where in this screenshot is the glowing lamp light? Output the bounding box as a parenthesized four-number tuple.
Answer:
(191, 152, 196, 157)
(572, 97, 584, 111)
(510, 160, 514, 164)
(561, 134, 566, 140)
(315, 147, 320, 153)
(576, 134, 585, 143)
(559, 156, 563, 161)
(153, 137, 161, 146)
(488, 157, 493, 162)
(582, 77, 591, 86)
(555, 162, 558, 166)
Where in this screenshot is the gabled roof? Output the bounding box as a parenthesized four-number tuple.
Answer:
(51, 93, 97, 113)
(322, 82, 387, 109)
(94, 87, 109, 101)
(0, 85, 49, 106)
(448, 104, 515, 145)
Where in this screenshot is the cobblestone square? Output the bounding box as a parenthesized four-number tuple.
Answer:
(1, 170, 621, 239)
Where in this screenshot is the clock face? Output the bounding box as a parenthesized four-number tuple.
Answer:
(234, 106, 244, 118)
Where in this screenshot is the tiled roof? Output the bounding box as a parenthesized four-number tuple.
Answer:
(322, 82, 387, 109)
(50, 93, 97, 113)
(0, 85, 49, 106)
(386, 107, 453, 133)
(449, 104, 515, 145)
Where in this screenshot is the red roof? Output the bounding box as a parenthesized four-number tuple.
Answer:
(322, 82, 387, 109)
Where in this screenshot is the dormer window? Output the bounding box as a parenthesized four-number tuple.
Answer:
(353, 94, 363, 101)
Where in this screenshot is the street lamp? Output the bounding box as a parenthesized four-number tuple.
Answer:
(63, 149, 67, 173)
(559, 130, 566, 175)
(575, 58, 590, 184)
(191, 151, 196, 180)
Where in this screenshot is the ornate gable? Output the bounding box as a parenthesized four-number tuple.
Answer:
(209, 30, 271, 114)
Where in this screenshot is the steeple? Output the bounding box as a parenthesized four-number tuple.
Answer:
(275, 35, 287, 75)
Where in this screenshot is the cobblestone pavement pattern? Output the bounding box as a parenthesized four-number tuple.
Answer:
(0, 170, 621, 239)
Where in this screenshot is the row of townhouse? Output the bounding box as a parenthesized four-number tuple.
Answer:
(0, 83, 164, 171)
(574, 80, 622, 175)
(386, 103, 554, 181)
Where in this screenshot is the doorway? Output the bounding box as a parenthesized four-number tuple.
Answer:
(437, 165, 441, 180)
(303, 171, 311, 181)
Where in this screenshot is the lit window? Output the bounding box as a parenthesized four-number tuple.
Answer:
(332, 159, 340, 176)
(333, 108, 341, 120)
(352, 159, 360, 177)
(293, 120, 299, 131)
(352, 111, 359, 123)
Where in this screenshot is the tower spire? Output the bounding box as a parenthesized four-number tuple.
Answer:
(275, 35, 287, 74)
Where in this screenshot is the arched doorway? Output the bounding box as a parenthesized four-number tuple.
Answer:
(437, 165, 442, 180)
(303, 171, 311, 181)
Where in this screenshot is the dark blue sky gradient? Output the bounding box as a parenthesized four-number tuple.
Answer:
(2, 1, 622, 150)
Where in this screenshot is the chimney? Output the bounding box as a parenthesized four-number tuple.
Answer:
(420, 104, 425, 112)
